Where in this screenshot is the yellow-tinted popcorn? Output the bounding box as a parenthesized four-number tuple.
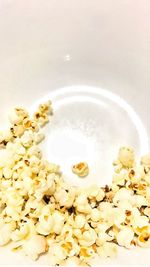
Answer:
(72, 162, 89, 177)
(137, 229, 150, 248)
(118, 146, 135, 168)
(23, 118, 39, 132)
(33, 101, 52, 127)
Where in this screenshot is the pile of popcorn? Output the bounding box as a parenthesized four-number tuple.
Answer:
(0, 101, 150, 266)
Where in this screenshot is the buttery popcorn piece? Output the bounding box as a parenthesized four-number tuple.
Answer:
(72, 162, 89, 177)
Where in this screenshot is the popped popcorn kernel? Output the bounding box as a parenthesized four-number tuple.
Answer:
(72, 162, 89, 177)
(118, 146, 135, 168)
(116, 227, 134, 248)
(22, 234, 47, 260)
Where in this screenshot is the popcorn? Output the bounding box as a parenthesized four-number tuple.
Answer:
(136, 225, 150, 248)
(87, 185, 105, 202)
(23, 118, 39, 132)
(97, 242, 117, 258)
(52, 211, 65, 234)
(129, 166, 145, 183)
(141, 154, 150, 167)
(74, 214, 86, 229)
(79, 246, 95, 261)
(0, 130, 13, 148)
(112, 172, 125, 186)
(9, 107, 28, 125)
(72, 162, 89, 177)
(1, 101, 150, 266)
(113, 188, 132, 206)
(23, 176, 34, 192)
(79, 228, 97, 247)
(27, 145, 42, 159)
(34, 133, 45, 144)
(33, 101, 52, 127)
(116, 227, 134, 248)
(0, 222, 16, 246)
(21, 130, 34, 147)
(36, 210, 54, 236)
(91, 208, 101, 222)
(22, 234, 47, 260)
(11, 224, 29, 242)
(46, 162, 60, 173)
(10, 124, 25, 137)
(131, 195, 148, 208)
(5, 206, 21, 221)
(49, 243, 67, 265)
(74, 193, 91, 214)
(39, 101, 52, 115)
(3, 167, 13, 179)
(96, 232, 112, 246)
(132, 214, 149, 228)
(112, 208, 126, 227)
(54, 187, 76, 208)
(118, 146, 135, 168)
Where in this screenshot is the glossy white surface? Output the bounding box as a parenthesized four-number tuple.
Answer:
(0, 0, 150, 266)
(31, 85, 149, 188)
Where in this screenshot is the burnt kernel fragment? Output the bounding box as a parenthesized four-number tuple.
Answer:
(132, 183, 138, 189)
(125, 210, 132, 216)
(139, 206, 147, 215)
(24, 159, 30, 166)
(144, 236, 149, 242)
(130, 169, 135, 175)
(105, 191, 115, 202)
(106, 226, 113, 234)
(102, 185, 110, 193)
(43, 195, 50, 204)
(125, 218, 130, 224)
(89, 222, 94, 229)
(0, 140, 8, 148)
(68, 206, 76, 214)
(131, 240, 136, 246)
(105, 185, 110, 192)
(95, 202, 99, 208)
(129, 169, 135, 178)
(3, 140, 8, 146)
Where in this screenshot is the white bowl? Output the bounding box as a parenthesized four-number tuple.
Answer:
(0, 1, 149, 266)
